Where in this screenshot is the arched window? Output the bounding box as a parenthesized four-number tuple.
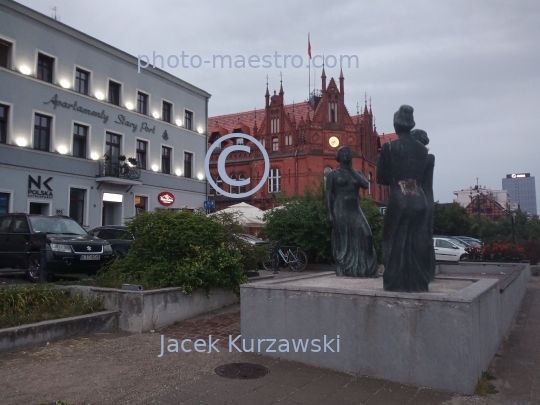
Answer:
(261, 137, 266, 148)
(272, 137, 279, 152)
(268, 168, 281, 193)
(230, 174, 238, 194)
(216, 176, 223, 196)
(285, 134, 293, 146)
(239, 173, 246, 194)
(329, 101, 337, 123)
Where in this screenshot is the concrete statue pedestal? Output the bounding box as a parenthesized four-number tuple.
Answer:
(240, 263, 530, 394)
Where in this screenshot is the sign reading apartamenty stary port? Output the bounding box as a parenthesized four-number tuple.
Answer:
(205, 133, 269, 199)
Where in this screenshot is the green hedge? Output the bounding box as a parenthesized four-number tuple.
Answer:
(94, 210, 254, 295)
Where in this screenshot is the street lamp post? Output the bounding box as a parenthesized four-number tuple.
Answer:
(512, 212, 516, 244)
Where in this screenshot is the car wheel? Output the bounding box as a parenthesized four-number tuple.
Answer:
(459, 254, 468, 261)
(26, 255, 41, 283)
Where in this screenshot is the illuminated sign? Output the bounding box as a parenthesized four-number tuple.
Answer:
(103, 193, 123, 202)
(508, 173, 530, 179)
(158, 192, 175, 206)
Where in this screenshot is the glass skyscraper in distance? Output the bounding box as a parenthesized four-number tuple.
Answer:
(502, 173, 537, 216)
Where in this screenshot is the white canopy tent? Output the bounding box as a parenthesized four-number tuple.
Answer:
(211, 202, 266, 227)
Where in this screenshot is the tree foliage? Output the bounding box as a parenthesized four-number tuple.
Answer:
(263, 180, 384, 264)
(433, 202, 471, 236)
(263, 184, 332, 263)
(360, 197, 384, 263)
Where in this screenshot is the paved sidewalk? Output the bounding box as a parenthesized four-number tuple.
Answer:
(151, 304, 454, 405)
(0, 277, 538, 404)
(150, 276, 540, 405)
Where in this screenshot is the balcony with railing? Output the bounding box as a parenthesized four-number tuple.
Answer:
(96, 157, 142, 185)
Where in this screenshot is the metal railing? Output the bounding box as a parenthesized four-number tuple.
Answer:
(98, 159, 141, 180)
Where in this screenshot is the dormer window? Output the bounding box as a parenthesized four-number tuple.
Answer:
(235, 138, 244, 145)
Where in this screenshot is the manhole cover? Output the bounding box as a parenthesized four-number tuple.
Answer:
(215, 362, 269, 379)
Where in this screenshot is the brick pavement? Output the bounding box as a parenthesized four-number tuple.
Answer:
(151, 305, 455, 404)
(148, 276, 540, 405)
(2, 271, 538, 404)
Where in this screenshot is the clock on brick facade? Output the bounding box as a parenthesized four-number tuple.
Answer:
(329, 136, 339, 148)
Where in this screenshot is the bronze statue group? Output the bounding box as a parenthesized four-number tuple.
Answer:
(326, 105, 435, 292)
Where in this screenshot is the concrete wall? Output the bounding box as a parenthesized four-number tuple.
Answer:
(0, 310, 118, 353)
(240, 263, 530, 394)
(66, 285, 239, 333)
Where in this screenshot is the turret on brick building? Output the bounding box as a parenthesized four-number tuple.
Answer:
(207, 71, 397, 210)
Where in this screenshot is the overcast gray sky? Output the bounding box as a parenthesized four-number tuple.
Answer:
(17, 0, 540, 209)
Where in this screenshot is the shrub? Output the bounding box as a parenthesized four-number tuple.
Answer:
(263, 185, 332, 264)
(482, 243, 525, 262)
(94, 210, 248, 295)
(518, 240, 540, 265)
(0, 285, 102, 329)
(464, 246, 483, 261)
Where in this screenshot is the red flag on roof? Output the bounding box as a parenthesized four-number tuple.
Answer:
(308, 33, 312, 59)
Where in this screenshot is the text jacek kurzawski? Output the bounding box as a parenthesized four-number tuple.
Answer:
(157, 334, 340, 357)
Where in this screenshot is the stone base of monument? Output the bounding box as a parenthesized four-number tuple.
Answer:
(240, 263, 530, 394)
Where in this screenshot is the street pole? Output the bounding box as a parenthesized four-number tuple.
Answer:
(512, 212, 516, 244)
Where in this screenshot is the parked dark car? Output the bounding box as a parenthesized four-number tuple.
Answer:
(452, 236, 484, 248)
(233, 233, 269, 246)
(0, 214, 113, 282)
(88, 226, 133, 257)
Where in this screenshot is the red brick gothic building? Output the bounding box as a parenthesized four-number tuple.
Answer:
(207, 69, 397, 210)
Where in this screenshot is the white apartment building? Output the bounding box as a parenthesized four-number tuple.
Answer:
(0, 0, 210, 227)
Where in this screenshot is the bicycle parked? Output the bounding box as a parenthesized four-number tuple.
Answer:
(263, 243, 308, 272)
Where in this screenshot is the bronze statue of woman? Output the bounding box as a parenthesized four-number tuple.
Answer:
(376, 105, 431, 292)
(326, 146, 378, 277)
(412, 129, 436, 281)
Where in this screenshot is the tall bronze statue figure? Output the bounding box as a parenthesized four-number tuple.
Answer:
(326, 146, 378, 278)
(376, 106, 432, 292)
(412, 129, 436, 281)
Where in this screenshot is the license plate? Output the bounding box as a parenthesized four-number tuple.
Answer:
(80, 255, 100, 260)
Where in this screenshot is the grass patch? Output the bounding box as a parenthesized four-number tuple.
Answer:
(0, 284, 103, 329)
(475, 371, 499, 396)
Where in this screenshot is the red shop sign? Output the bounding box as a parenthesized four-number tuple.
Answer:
(158, 192, 175, 206)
